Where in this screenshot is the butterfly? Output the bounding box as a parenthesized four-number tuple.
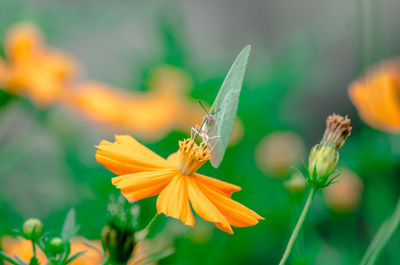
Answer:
(192, 45, 251, 168)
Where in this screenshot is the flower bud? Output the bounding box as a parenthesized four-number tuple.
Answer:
(22, 218, 43, 240)
(48, 237, 65, 255)
(308, 145, 338, 178)
(284, 172, 307, 193)
(102, 224, 135, 263)
(307, 114, 351, 188)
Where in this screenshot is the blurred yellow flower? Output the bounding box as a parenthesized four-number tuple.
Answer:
(323, 168, 363, 213)
(255, 131, 306, 177)
(96, 135, 263, 234)
(0, 22, 78, 106)
(348, 59, 400, 133)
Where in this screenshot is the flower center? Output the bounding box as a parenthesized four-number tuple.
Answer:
(177, 139, 210, 175)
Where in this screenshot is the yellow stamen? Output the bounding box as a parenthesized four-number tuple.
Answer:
(177, 139, 210, 175)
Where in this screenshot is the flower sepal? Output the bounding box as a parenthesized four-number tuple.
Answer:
(305, 163, 341, 190)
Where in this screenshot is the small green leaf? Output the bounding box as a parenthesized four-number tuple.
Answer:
(134, 247, 174, 264)
(64, 250, 87, 265)
(82, 241, 104, 257)
(0, 251, 20, 265)
(61, 209, 79, 242)
(13, 255, 28, 265)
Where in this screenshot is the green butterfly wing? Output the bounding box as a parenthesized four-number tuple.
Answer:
(209, 45, 251, 168)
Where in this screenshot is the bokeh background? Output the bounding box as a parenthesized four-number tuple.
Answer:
(1, 0, 400, 264)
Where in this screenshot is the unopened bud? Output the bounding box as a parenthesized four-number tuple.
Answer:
(49, 237, 65, 255)
(285, 172, 307, 193)
(307, 114, 352, 188)
(23, 218, 43, 240)
(102, 225, 135, 263)
(308, 145, 338, 178)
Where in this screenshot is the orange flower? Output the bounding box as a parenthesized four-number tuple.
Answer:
(323, 168, 363, 213)
(1, 236, 47, 264)
(66, 81, 201, 140)
(96, 135, 263, 234)
(66, 65, 244, 142)
(255, 131, 305, 177)
(1, 237, 101, 265)
(1, 236, 153, 265)
(0, 23, 78, 106)
(348, 59, 400, 133)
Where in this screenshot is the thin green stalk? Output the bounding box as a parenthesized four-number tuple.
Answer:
(32, 239, 36, 258)
(360, 219, 390, 265)
(278, 188, 317, 265)
(136, 213, 160, 242)
(361, 197, 400, 265)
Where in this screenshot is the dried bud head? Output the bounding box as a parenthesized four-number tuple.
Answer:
(322, 114, 352, 149)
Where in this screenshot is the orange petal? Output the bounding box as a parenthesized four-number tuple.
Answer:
(187, 176, 232, 234)
(114, 135, 167, 163)
(156, 173, 195, 227)
(193, 172, 241, 197)
(112, 169, 176, 202)
(195, 178, 264, 228)
(5, 23, 43, 63)
(96, 137, 171, 175)
(166, 151, 179, 166)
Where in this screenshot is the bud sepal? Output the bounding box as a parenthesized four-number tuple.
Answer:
(304, 160, 341, 189)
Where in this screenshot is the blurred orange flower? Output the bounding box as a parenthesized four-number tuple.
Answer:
(1, 237, 101, 265)
(67, 79, 203, 140)
(255, 131, 306, 177)
(348, 59, 400, 133)
(323, 168, 363, 213)
(96, 135, 263, 234)
(0, 23, 78, 106)
(67, 66, 243, 142)
(1, 236, 154, 265)
(1, 236, 47, 264)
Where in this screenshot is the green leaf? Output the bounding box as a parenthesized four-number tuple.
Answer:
(61, 209, 79, 242)
(13, 255, 28, 265)
(134, 247, 174, 264)
(0, 251, 20, 265)
(209, 45, 251, 168)
(82, 241, 103, 257)
(64, 250, 87, 265)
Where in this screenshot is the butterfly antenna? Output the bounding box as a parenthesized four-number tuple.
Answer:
(198, 100, 209, 114)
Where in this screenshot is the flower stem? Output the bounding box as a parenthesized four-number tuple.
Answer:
(278, 187, 317, 265)
(136, 213, 160, 242)
(360, 196, 400, 265)
(32, 239, 36, 258)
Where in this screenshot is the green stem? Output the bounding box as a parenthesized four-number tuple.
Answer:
(361, 196, 400, 265)
(359, 219, 389, 265)
(278, 188, 317, 265)
(136, 213, 160, 242)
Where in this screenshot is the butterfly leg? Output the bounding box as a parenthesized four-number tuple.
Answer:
(191, 125, 202, 140)
(206, 135, 220, 152)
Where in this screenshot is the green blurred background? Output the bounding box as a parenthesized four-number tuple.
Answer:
(1, 0, 400, 264)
